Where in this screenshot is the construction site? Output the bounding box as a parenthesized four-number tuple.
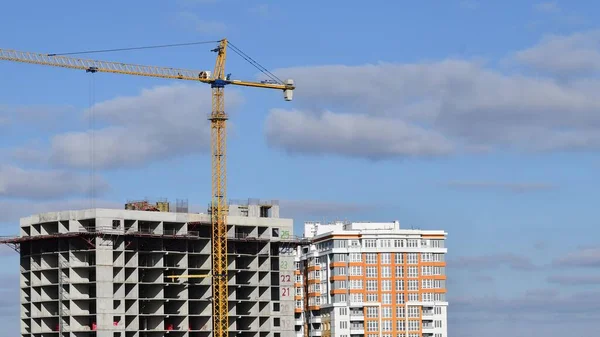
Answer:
(0, 38, 449, 337)
(2, 199, 306, 337)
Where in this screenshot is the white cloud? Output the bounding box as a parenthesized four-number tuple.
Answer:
(0, 104, 76, 131)
(514, 30, 600, 76)
(15, 84, 243, 169)
(0, 165, 108, 200)
(265, 33, 600, 159)
(553, 247, 600, 267)
(265, 109, 453, 159)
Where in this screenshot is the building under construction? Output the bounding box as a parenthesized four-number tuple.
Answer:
(4, 198, 306, 337)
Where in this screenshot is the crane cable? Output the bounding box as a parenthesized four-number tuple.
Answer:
(47, 40, 220, 56)
(228, 42, 284, 85)
(89, 73, 96, 209)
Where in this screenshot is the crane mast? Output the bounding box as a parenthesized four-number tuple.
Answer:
(210, 39, 229, 337)
(0, 39, 295, 337)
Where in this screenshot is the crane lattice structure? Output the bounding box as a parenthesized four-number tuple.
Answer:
(0, 39, 295, 337)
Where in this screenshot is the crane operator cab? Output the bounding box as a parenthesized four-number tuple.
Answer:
(199, 71, 212, 80)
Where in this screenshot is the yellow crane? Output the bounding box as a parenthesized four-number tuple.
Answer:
(0, 39, 295, 337)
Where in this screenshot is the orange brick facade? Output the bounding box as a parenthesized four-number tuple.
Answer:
(293, 221, 448, 337)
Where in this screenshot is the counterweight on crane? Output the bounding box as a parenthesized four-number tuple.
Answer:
(0, 38, 295, 337)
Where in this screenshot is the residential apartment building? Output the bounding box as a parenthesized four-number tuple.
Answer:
(293, 221, 448, 337)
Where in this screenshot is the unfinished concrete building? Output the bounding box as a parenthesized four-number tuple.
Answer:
(6, 199, 304, 337)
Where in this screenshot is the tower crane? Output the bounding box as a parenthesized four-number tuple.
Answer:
(0, 39, 295, 337)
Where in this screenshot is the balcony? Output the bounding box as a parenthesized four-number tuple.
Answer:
(349, 327, 364, 334)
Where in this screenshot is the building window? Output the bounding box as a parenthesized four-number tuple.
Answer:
(350, 266, 362, 276)
(349, 253, 362, 262)
(395, 280, 404, 291)
(408, 293, 419, 302)
(336, 294, 347, 302)
(366, 293, 378, 302)
(396, 293, 404, 304)
(367, 280, 378, 291)
(396, 307, 405, 318)
(394, 239, 405, 248)
(350, 293, 363, 302)
(380, 253, 391, 264)
(394, 253, 404, 264)
(421, 253, 433, 262)
(381, 266, 391, 278)
(431, 240, 445, 248)
(380, 239, 392, 248)
(381, 280, 392, 291)
(407, 253, 418, 264)
(395, 266, 404, 277)
(408, 307, 419, 318)
(422, 293, 433, 302)
(434, 293, 446, 301)
(407, 266, 418, 278)
(350, 279, 363, 289)
(408, 320, 419, 331)
(334, 240, 348, 249)
(382, 320, 392, 331)
(381, 293, 392, 304)
(366, 307, 378, 318)
(334, 254, 347, 262)
(408, 280, 418, 291)
(407, 239, 418, 248)
(365, 253, 377, 264)
(382, 307, 392, 318)
(366, 267, 377, 278)
(396, 320, 405, 330)
(367, 321, 379, 332)
(364, 239, 376, 248)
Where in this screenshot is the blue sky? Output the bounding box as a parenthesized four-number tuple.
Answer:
(2, 0, 600, 335)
